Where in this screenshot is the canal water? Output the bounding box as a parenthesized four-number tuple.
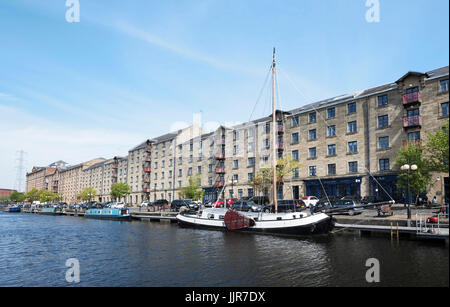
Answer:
(0, 212, 448, 287)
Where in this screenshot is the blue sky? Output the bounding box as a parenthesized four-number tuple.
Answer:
(0, 0, 448, 190)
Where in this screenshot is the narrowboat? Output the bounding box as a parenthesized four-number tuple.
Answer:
(84, 208, 131, 220)
(40, 206, 63, 215)
(8, 206, 21, 213)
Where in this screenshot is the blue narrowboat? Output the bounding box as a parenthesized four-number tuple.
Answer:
(84, 208, 131, 220)
(8, 206, 21, 213)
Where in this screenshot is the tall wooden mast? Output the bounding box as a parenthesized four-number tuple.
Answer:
(272, 48, 278, 214)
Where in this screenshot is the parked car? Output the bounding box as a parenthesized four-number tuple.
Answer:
(314, 198, 363, 216)
(212, 198, 236, 208)
(249, 196, 270, 205)
(171, 200, 199, 211)
(139, 202, 151, 208)
(153, 199, 169, 209)
(231, 200, 261, 212)
(301, 196, 320, 207)
(262, 200, 306, 213)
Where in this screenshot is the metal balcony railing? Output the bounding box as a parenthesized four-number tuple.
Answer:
(402, 92, 421, 105)
(403, 115, 422, 128)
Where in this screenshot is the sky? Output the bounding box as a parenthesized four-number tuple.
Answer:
(0, 0, 448, 191)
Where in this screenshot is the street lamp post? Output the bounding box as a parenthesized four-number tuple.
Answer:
(400, 164, 418, 227)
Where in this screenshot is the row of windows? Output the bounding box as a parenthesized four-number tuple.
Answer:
(304, 159, 390, 177)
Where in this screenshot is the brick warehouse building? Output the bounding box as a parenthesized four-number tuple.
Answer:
(26, 65, 449, 206)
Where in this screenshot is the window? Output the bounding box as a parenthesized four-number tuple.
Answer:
(347, 102, 356, 114)
(328, 164, 336, 175)
(248, 173, 254, 182)
(379, 159, 390, 171)
(265, 122, 270, 134)
(347, 121, 357, 133)
(248, 142, 255, 152)
(291, 133, 299, 144)
(327, 108, 335, 118)
(248, 128, 255, 137)
(248, 188, 254, 197)
(178, 169, 182, 177)
(248, 157, 255, 167)
(348, 161, 358, 173)
(328, 125, 336, 137)
(378, 94, 388, 107)
(233, 174, 238, 182)
(291, 116, 299, 127)
(197, 166, 202, 174)
(188, 168, 192, 176)
(379, 136, 389, 149)
(233, 145, 238, 155)
(348, 141, 358, 153)
(264, 139, 270, 149)
(208, 177, 213, 185)
(293, 168, 299, 179)
(442, 102, 449, 116)
(378, 115, 389, 128)
(292, 150, 299, 161)
(309, 166, 317, 177)
(408, 131, 421, 142)
(308, 129, 317, 141)
(407, 108, 420, 117)
(406, 87, 419, 94)
(440, 79, 449, 92)
(233, 130, 239, 141)
(189, 155, 193, 163)
(309, 112, 316, 123)
(208, 164, 213, 173)
(238, 189, 243, 199)
(328, 144, 336, 156)
(309, 147, 316, 159)
(233, 160, 239, 169)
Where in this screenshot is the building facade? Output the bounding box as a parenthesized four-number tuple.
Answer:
(25, 66, 449, 205)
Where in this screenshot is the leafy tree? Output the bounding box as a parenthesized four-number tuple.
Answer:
(10, 192, 26, 203)
(40, 190, 57, 203)
(180, 175, 204, 200)
(111, 183, 131, 201)
(424, 121, 449, 173)
(395, 142, 432, 203)
(25, 188, 41, 203)
(78, 187, 97, 202)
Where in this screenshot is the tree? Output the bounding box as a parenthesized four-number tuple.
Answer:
(424, 121, 449, 173)
(10, 192, 26, 203)
(40, 190, 58, 203)
(395, 142, 432, 202)
(180, 175, 204, 200)
(25, 188, 41, 203)
(78, 187, 97, 202)
(111, 183, 131, 202)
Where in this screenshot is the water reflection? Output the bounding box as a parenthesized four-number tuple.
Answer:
(0, 213, 447, 287)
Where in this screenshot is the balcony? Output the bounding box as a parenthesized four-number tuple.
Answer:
(277, 141, 284, 149)
(112, 173, 117, 178)
(277, 124, 284, 133)
(215, 153, 225, 160)
(144, 167, 152, 172)
(402, 92, 421, 106)
(216, 138, 225, 145)
(112, 164, 118, 169)
(215, 181, 225, 188)
(145, 146, 152, 153)
(143, 188, 150, 193)
(145, 156, 151, 162)
(215, 166, 225, 173)
(403, 115, 422, 128)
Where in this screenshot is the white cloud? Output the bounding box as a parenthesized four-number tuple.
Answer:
(0, 105, 147, 190)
